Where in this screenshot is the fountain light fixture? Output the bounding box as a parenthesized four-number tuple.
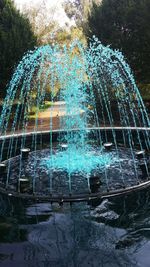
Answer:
(21, 148, 30, 160)
(136, 150, 145, 159)
(0, 163, 7, 174)
(60, 144, 68, 150)
(104, 143, 113, 150)
(89, 174, 101, 193)
(19, 178, 30, 193)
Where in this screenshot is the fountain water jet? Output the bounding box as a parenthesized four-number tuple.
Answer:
(0, 37, 149, 202)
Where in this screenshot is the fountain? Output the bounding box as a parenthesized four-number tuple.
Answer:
(0, 37, 149, 203)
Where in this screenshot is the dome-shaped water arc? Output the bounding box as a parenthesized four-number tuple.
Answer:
(0, 37, 149, 202)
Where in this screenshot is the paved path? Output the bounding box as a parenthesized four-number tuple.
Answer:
(38, 102, 66, 119)
(27, 101, 85, 132)
(27, 102, 66, 131)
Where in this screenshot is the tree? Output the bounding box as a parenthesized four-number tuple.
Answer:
(63, 0, 96, 26)
(54, 26, 86, 47)
(23, 0, 86, 47)
(23, 0, 59, 45)
(86, 0, 150, 84)
(0, 0, 37, 98)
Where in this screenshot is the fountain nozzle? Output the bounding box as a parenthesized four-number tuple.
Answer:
(104, 143, 113, 150)
(21, 148, 30, 159)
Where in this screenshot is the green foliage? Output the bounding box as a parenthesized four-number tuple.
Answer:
(28, 101, 53, 119)
(86, 0, 150, 84)
(55, 27, 87, 47)
(138, 84, 150, 100)
(0, 0, 37, 98)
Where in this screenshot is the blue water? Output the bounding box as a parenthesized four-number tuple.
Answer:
(0, 36, 149, 167)
(41, 145, 116, 174)
(0, 37, 149, 193)
(0, 37, 150, 266)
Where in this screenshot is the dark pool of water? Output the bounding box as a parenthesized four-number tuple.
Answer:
(0, 190, 150, 267)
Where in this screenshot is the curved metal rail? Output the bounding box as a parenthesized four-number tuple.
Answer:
(0, 179, 149, 203)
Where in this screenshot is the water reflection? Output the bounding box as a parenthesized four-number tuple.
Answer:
(0, 192, 150, 266)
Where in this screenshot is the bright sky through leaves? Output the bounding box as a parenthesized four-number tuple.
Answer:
(14, 0, 74, 27)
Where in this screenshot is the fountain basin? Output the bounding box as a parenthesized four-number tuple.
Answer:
(0, 127, 149, 203)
